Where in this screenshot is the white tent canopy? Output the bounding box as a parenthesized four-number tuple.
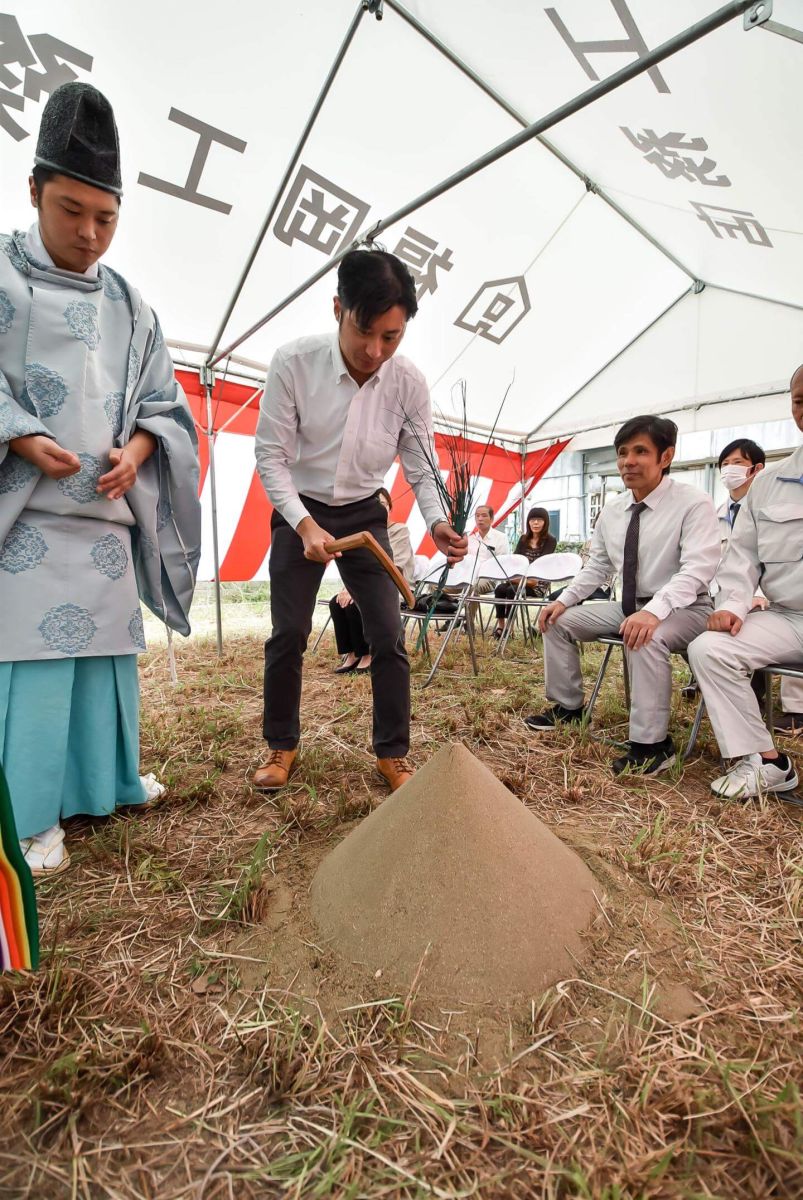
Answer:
(2, 0, 802, 441)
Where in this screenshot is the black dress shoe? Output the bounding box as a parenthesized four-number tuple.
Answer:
(612, 736, 676, 776)
(680, 683, 699, 701)
(523, 704, 586, 731)
(333, 658, 358, 675)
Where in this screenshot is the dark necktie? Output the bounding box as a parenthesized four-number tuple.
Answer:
(621, 501, 647, 617)
(729, 501, 740, 527)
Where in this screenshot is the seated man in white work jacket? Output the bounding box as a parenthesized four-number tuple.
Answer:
(687, 366, 803, 799)
(524, 415, 720, 776)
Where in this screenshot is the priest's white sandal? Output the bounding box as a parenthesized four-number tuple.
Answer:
(139, 773, 166, 808)
(20, 823, 70, 877)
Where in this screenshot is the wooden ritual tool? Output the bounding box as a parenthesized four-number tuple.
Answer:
(324, 531, 415, 609)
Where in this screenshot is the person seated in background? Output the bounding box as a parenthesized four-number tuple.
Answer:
(683, 437, 768, 704)
(493, 507, 557, 639)
(524, 415, 720, 776)
(330, 487, 414, 674)
(467, 504, 508, 561)
(687, 368, 803, 799)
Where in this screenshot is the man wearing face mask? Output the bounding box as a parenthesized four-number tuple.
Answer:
(715, 440, 803, 731)
(688, 366, 803, 798)
(717, 439, 765, 543)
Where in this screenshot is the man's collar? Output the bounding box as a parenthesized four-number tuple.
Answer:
(331, 332, 386, 386)
(26, 222, 100, 280)
(627, 474, 671, 510)
(777, 441, 803, 484)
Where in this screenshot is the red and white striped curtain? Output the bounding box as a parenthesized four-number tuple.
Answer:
(179, 371, 569, 582)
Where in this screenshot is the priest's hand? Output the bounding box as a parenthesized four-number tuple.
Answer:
(432, 522, 468, 566)
(97, 432, 157, 501)
(298, 517, 339, 564)
(708, 609, 743, 636)
(619, 609, 660, 650)
(335, 589, 353, 608)
(8, 434, 80, 479)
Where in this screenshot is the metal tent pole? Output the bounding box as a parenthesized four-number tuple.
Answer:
(209, 0, 764, 369)
(384, 0, 696, 282)
(203, 376, 224, 655)
(204, 1, 371, 367)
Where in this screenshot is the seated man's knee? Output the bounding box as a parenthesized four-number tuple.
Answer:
(687, 631, 718, 672)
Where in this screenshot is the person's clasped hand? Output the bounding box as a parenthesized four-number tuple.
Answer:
(708, 609, 743, 636)
(8, 434, 80, 479)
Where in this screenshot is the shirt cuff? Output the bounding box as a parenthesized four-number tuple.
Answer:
(282, 497, 311, 531)
(557, 587, 580, 608)
(715, 595, 751, 622)
(642, 596, 672, 621)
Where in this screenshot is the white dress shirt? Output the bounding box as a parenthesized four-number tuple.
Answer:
(560, 475, 720, 621)
(716, 442, 803, 620)
(467, 526, 508, 560)
(255, 333, 447, 533)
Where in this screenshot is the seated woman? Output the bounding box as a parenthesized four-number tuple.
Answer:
(493, 507, 557, 638)
(330, 488, 414, 674)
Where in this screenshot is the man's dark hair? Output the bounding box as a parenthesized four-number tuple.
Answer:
(476, 504, 494, 519)
(614, 415, 678, 477)
(717, 438, 765, 469)
(377, 486, 392, 510)
(337, 249, 418, 328)
(31, 163, 121, 206)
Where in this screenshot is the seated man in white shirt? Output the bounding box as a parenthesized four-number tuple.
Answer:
(687, 368, 803, 799)
(468, 505, 508, 561)
(524, 415, 720, 776)
(253, 249, 467, 794)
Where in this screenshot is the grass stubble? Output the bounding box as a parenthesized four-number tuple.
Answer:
(0, 620, 801, 1199)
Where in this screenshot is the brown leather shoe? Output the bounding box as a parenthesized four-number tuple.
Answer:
(376, 756, 413, 792)
(252, 749, 297, 791)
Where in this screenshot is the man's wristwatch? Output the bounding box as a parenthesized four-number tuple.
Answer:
(430, 519, 449, 536)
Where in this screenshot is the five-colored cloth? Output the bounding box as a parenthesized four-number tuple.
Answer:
(0, 762, 38, 970)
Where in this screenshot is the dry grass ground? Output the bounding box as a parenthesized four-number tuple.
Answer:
(1, 620, 801, 1199)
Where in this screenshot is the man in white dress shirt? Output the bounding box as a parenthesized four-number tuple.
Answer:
(253, 249, 467, 793)
(688, 368, 803, 799)
(524, 415, 720, 775)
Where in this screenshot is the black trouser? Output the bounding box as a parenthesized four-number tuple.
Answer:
(329, 595, 369, 657)
(263, 493, 409, 757)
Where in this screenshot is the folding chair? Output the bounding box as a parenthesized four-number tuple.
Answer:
(401, 555, 478, 687)
(584, 634, 705, 761)
(497, 552, 584, 656)
(466, 552, 530, 641)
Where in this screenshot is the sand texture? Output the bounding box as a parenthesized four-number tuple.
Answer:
(311, 743, 600, 1002)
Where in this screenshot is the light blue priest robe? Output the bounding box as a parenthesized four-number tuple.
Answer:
(0, 224, 201, 837)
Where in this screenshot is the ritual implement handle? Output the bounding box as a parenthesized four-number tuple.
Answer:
(324, 531, 415, 609)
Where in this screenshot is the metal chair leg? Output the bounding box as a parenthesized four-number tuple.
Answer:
(586, 643, 616, 718)
(764, 670, 774, 734)
(683, 696, 706, 761)
(310, 612, 332, 654)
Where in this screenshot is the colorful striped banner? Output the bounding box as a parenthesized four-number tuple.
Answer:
(0, 764, 39, 971)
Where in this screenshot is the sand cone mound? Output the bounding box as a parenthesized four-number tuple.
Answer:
(311, 743, 599, 1002)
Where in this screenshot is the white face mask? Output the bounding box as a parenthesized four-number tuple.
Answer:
(720, 464, 751, 492)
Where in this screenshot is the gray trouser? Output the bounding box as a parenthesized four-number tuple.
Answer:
(543, 598, 712, 743)
(687, 609, 803, 758)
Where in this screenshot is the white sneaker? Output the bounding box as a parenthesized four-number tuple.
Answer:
(710, 753, 798, 800)
(139, 773, 166, 807)
(20, 823, 70, 876)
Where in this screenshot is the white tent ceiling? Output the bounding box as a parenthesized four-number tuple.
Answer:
(2, 0, 802, 440)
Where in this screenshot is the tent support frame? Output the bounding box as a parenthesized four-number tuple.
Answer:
(383, 0, 696, 283)
(209, 0, 763, 369)
(204, 0, 371, 367)
(202, 369, 225, 655)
